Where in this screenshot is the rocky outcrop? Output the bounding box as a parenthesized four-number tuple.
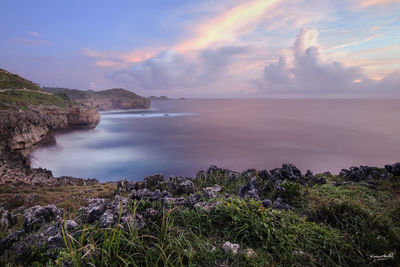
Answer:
(1, 105, 99, 156)
(0, 103, 99, 185)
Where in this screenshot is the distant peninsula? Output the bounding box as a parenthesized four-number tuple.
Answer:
(44, 87, 150, 111)
(148, 95, 170, 100)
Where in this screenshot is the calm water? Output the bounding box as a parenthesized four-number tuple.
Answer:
(31, 99, 400, 182)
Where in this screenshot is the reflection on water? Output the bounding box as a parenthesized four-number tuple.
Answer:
(31, 99, 400, 182)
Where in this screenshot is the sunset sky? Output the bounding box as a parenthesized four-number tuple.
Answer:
(1, 0, 399, 97)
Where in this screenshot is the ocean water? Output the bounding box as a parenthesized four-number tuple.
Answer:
(31, 99, 400, 182)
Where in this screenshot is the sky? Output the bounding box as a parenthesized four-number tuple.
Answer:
(0, 0, 399, 98)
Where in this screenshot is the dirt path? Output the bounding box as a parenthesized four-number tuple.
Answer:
(0, 88, 53, 95)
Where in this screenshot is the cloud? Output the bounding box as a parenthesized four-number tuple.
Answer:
(355, 0, 400, 8)
(173, 0, 281, 52)
(107, 46, 247, 90)
(260, 29, 400, 95)
(12, 37, 48, 46)
(28, 31, 42, 37)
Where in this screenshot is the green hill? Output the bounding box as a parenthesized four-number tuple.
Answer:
(0, 69, 41, 91)
(43, 87, 150, 110)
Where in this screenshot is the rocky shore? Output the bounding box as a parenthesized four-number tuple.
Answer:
(1, 159, 400, 265)
(0, 72, 399, 265)
(0, 103, 100, 186)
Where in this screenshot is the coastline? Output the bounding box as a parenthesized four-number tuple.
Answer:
(0, 101, 399, 265)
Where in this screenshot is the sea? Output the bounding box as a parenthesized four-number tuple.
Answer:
(31, 99, 400, 182)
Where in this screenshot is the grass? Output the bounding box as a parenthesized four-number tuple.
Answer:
(0, 90, 71, 110)
(1, 170, 400, 266)
(0, 69, 41, 91)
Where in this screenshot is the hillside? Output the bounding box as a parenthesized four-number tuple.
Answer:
(0, 69, 41, 91)
(44, 87, 150, 111)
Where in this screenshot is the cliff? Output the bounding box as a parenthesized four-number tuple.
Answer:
(0, 69, 100, 185)
(43, 87, 150, 111)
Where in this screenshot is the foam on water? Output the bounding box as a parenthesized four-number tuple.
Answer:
(101, 113, 198, 119)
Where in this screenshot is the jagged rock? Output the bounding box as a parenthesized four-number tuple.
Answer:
(0, 208, 17, 229)
(332, 181, 355, 187)
(187, 193, 202, 205)
(117, 179, 129, 193)
(385, 163, 400, 178)
(130, 189, 172, 202)
(198, 165, 240, 182)
(262, 199, 273, 208)
(0, 230, 24, 255)
(270, 164, 303, 182)
(242, 168, 257, 179)
(167, 176, 196, 195)
(81, 198, 109, 223)
(304, 170, 326, 186)
(339, 166, 382, 181)
(259, 170, 271, 180)
(239, 177, 260, 200)
(142, 208, 158, 219)
(23, 205, 63, 232)
(202, 185, 221, 198)
(272, 197, 293, 211)
(144, 174, 164, 188)
(222, 241, 240, 255)
(274, 180, 286, 192)
(25, 194, 39, 204)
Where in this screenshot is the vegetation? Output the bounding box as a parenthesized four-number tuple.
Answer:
(0, 90, 72, 110)
(44, 87, 144, 102)
(1, 170, 399, 266)
(0, 69, 41, 91)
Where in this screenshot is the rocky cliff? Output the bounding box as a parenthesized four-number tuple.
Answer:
(0, 104, 100, 185)
(43, 87, 151, 111)
(0, 69, 100, 185)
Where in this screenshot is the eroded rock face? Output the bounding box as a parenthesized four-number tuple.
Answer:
(0, 104, 100, 186)
(2, 105, 99, 156)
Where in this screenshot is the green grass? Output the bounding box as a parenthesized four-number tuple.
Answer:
(0, 90, 71, 110)
(0, 69, 41, 91)
(2, 170, 400, 266)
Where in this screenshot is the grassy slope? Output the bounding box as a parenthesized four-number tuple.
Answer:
(0, 69, 41, 91)
(1, 171, 399, 266)
(0, 90, 71, 110)
(43, 87, 144, 102)
(0, 69, 73, 110)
